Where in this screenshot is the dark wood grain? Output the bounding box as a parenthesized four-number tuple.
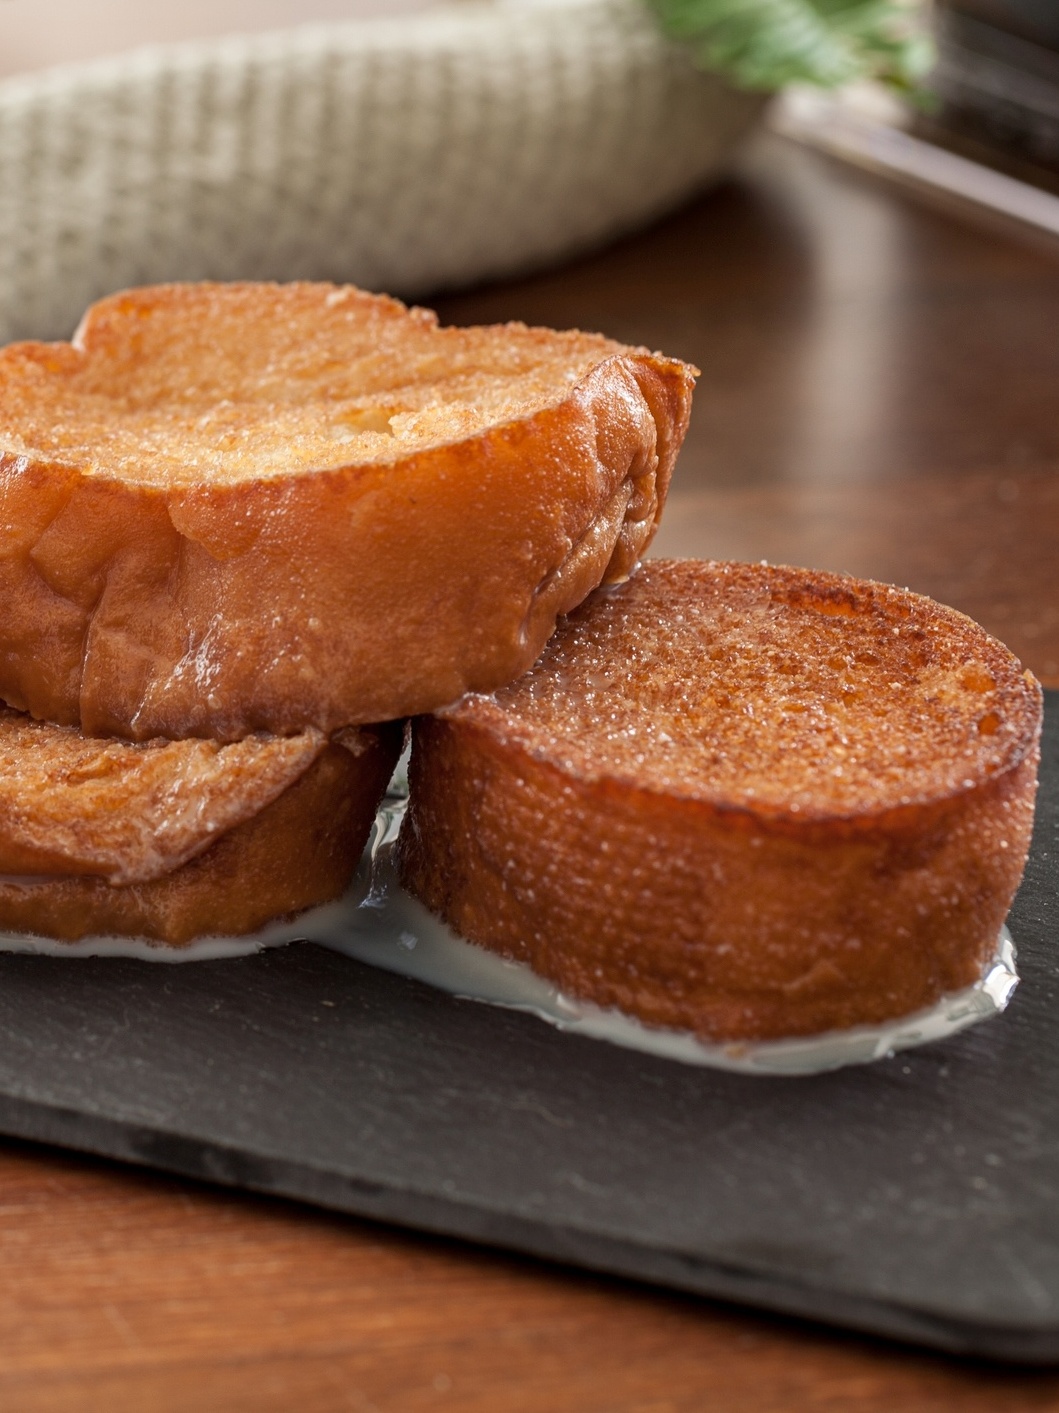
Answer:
(2, 130, 1058, 1408)
(5, 1141, 1059, 1413)
(654, 470, 1059, 685)
(437, 136, 1059, 485)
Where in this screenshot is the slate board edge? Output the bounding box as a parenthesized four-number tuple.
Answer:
(3, 1090, 1056, 1365)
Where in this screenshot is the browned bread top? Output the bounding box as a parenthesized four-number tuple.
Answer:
(458, 559, 1041, 824)
(0, 705, 340, 885)
(0, 283, 633, 487)
(0, 283, 695, 740)
(400, 560, 1043, 1040)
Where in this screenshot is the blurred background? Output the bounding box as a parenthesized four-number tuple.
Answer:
(0, 0, 432, 78)
(927, 0, 1059, 189)
(5, 0, 1059, 194)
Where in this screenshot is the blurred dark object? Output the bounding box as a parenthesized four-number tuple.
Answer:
(922, 2, 1059, 191)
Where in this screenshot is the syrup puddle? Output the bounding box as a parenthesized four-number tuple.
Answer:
(0, 795, 1019, 1076)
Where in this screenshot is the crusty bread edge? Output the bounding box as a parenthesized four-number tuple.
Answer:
(0, 350, 694, 740)
(0, 723, 402, 945)
(398, 710, 1041, 1041)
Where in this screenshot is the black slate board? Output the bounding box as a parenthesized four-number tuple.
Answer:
(0, 696, 1056, 1363)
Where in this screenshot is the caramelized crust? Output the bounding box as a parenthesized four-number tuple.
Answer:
(0, 717, 401, 945)
(0, 707, 329, 884)
(398, 561, 1043, 1042)
(0, 282, 695, 740)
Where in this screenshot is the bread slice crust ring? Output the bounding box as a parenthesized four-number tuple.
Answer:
(397, 560, 1043, 1043)
(0, 282, 695, 741)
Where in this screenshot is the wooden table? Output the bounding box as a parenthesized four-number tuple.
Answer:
(2, 131, 1058, 1411)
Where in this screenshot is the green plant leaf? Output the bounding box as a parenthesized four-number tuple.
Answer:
(649, 0, 935, 93)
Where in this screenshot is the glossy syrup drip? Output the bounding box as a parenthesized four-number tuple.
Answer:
(0, 794, 1020, 1075)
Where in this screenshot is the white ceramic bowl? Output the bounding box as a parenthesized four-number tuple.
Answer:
(0, 0, 763, 340)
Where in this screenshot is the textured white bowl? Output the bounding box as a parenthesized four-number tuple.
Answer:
(0, 0, 431, 77)
(0, 0, 763, 341)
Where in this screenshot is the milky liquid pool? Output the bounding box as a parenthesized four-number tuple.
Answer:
(0, 792, 1019, 1077)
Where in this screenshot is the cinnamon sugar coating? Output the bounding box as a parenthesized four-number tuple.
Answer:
(0, 282, 695, 740)
(398, 561, 1043, 1042)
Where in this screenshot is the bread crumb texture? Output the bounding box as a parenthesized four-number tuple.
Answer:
(0, 714, 402, 943)
(2, 283, 623, 486)
(0, 707, 326, 884)
(0, 283, 695, 739)
(467, 559, 1040, 819)
(400, 561, 1043, 1041)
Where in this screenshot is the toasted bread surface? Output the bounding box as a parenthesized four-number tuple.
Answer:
(398, 560, 1043, 1041)
(0, 716, 401, 944)
(0, 282, 695, 740)
(0, 707, 328, 884)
